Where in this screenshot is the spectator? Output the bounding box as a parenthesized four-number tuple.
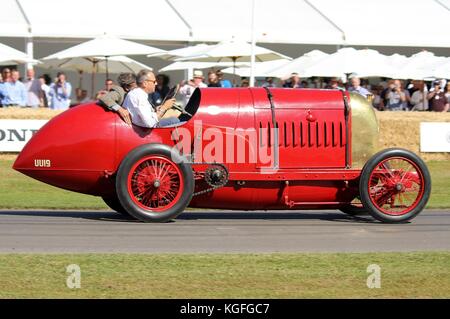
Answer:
(1, 68, 11, 83)
(371, 86, 383, 110)
(302, 80, 310, 88)
(207, 71, 221, 87)
(347, 76, 371, 98)
(95, 79, 114, 99)
(49, 72, 72, 110)
(240, 78, 249, 87)
(154, 74, 171, 104)
(179, 70, 207, 107)
(445, 81, 450, 105)
(406, 80, 417, 97)
(78, 90, 91, 104)
(379, 79, 394, 109)
(283, 73, 303, 88)
(427, 79, 449, 112)
(326, 78, 344, 90)
(39, 74, 52, 108)
(0, 73, 3, 107)
(216, 70, 232, 88)
(385, 79, 410, 111)
(0, 69, 27, 107)
(410, 81, 428, 111)
(261, 77, 276, 88)
(378, 78, 388, 90)
(24, 68, 41, 108)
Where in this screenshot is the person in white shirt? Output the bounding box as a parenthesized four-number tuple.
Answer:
(24, 68, 41, 108)
(38, 74, 52, 108)
(179, 70, 207, 107)
(410, 80, 428, 111)
(122, 70, 177, 128)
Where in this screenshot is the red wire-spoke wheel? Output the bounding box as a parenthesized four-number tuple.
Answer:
(359, 148, 431, 223)
(127, 156, 183, 212)
(116, 144, 194, 222)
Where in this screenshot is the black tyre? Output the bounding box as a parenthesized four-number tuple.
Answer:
(339, 202, 367, 216)
(359, 148, 431, 223)
(102, 194, 130, 216)
(116, 144, 194, 222)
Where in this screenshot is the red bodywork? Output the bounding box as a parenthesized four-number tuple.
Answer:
(14, 88, 360, 210)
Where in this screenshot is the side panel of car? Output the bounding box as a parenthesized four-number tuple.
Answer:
(270, 89, 348, 169)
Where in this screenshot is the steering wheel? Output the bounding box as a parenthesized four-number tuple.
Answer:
(171, 102, 193, 118)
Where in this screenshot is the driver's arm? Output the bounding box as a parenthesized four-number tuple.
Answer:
(98, 89, 122, 111)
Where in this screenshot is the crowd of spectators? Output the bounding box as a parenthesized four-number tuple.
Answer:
(1, 66, 449, 113)
(234, 72, 450, 112)
(0, 67, 72, 109)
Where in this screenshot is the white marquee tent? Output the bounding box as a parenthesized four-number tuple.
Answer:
(2, 0, 449, 46)
(1, 0, 449, 92)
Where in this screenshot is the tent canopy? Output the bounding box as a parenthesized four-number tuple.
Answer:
(42, 35, 166, 60)
(2, 0, 448, 48)
(0, 42, 40, 65)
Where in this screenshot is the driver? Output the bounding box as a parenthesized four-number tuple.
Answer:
(122, 70, 180, 128)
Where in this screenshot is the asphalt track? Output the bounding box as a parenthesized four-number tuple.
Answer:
(0, 209, 449, 253)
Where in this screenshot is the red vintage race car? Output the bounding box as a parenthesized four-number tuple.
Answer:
(13, 88, 431, 223)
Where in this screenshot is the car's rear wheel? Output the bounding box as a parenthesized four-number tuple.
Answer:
(359, 148, 431, 223)
(116, 144, 194, 222)
(101, 194, 130, 216)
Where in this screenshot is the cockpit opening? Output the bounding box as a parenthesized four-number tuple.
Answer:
(178, 88, 201, 122)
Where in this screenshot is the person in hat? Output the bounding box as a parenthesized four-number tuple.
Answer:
(191, 70, 207, 88)
(97, 72, 138, 125)
(427, 79, 449, 112)
(179, 70, 207, 107)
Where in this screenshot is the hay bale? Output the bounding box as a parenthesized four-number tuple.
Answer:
(0, 154, 18, 161)
(376, 111, 450, 161)
(0, 107, 62, 119)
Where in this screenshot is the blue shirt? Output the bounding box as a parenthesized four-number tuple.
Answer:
(49, 82, 72, 110)
(348, 86, 371, 98)
(220, 80, 232, 88)
(0, 81, 27, 106)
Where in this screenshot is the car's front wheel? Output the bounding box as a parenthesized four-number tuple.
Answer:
(359, 148, 431, 223)
(115, 144, 194, 222)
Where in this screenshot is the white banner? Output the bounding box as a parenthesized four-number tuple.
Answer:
(420, 122, 450, 152)
(0, 120, 48, 152)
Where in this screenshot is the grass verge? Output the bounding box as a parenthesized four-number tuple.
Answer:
(0, 158, 449, 209)
(0, 158, 107, 210)
(0, 252, 449, 298)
